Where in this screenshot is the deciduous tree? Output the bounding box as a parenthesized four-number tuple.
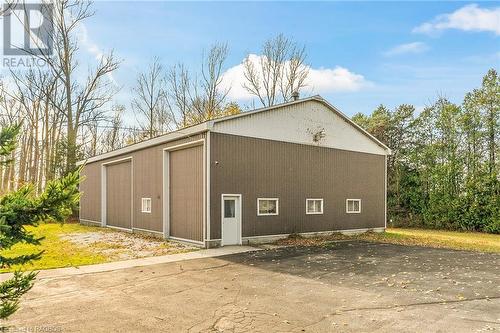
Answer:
(243, 34, 308, 106)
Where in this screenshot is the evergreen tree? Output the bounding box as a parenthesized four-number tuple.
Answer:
(0, 125, 81, 320)
(353, 68, 500, 233)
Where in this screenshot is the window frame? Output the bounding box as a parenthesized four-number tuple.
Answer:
(346, 199, 361, 214)
(141, 197, 152, 213)
(257, 198, 279, 216)
(306, 198, 324, 215)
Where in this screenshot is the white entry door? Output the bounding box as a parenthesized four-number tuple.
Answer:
(221, 195, 241, 246)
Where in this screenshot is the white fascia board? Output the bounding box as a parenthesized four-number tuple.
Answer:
(77, 122, 212, 165)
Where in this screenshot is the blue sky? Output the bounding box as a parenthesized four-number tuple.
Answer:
(78, 2, 499, 123)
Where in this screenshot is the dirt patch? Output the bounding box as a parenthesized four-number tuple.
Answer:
(61, 230, 196, 260)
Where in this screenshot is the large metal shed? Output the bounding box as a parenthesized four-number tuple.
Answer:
(78, 95, 391, 247)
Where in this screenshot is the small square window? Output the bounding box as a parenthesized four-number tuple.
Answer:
(306, 199, 323, 215)
(346, 199, 361, 214)
(141, 198, 152, 213)
(257, 198, 279, 216)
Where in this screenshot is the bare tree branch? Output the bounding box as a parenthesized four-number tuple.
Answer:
(243, 34, 308, 107)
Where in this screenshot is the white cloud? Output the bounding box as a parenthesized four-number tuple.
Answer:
(306, 66, 370, 93)
(76, 23, 118, 86)
(77, 23, 104, 60)
(221, 54, 371, 100)
(413, 4, 500, 35)
(384, 42, 429, 56)
(220, 55, 254, 101)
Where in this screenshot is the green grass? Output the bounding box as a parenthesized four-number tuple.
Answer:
(4, 224, 498, 273)
(382, 228, 500, 253)
(278, 228, 500, 253)
(1, 223, 109, 272)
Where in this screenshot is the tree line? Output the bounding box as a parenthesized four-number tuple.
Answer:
(0, 1, 497, 233)
(0, 1, 308, 318)
(0, 1, 308, 195)
(0, 0, 497, 324)
(353, 69, 499, 233)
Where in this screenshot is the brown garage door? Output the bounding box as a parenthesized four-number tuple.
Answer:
(169, 145, 203, 242)
(106, 160, 132, 229)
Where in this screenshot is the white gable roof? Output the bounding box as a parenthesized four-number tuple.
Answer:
(212, 96, 390, 156)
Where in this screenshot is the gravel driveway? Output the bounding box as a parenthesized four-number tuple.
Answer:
(62, 229, 196, 260)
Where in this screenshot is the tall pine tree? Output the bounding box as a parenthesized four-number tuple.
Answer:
(0, 125, 81, 320)
(353, 68, 499, 233)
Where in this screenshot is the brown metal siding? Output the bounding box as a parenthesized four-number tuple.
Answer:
(79, 162, 101, 222)
(79, 134, 205, 232)
(169, 145, 204, 241)
(106, 160, 132, 229)
(210, 133, 386, 239)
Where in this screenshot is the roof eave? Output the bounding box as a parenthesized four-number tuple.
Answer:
(76, 121, 211, 165)
(78, 95, 391, 166)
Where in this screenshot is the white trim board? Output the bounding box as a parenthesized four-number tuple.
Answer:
(202, 139, 207, 244)
(168, 236, 205, 248)
(384, 154, 388, 228)
(306, 198, 324, 215)
(141, 198, 152, 213)
(107, 225, 133, 232)
(346, 199, 362, 214)
(79, 219, 102, 225)
(206, 132, 211, 241)
(257, 198, 279, 216)
(132, 227, 163, 235)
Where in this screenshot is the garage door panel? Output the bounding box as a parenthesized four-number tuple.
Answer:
(106, 161, 132, 229)
(170, 145, 203, 242)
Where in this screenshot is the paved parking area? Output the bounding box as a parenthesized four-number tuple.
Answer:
(7, 241, 500, 332)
